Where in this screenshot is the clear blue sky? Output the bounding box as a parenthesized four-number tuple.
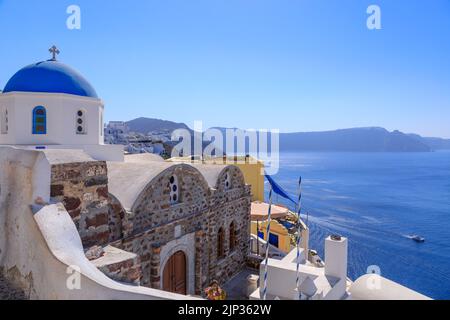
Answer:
(1, 0, 449, 137)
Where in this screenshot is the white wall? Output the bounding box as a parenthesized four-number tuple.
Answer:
(0, 92, 103, 146)
(257, 249, 318, 300)
(0, 95, 13, 138)
(31, 152, 51, 203)
(350, 275, 431, 300)
(324, 236, 348, 280)
(255, 246, 348, 300)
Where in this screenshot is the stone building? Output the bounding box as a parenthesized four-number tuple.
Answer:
(106, 155, 251, 294)
(49, 152, 251, 295)
(0, 49, 251, 297)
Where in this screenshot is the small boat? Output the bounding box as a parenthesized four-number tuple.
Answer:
(410, 235, 425, 243)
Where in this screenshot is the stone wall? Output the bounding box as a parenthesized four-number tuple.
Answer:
(50, 161, 111, 248)
(112, 212, 209, 290)
(108, 194, 126, 242)
(207, 166, 251, 287)
(91, 246, 142, 286)
(128, 165, 210, 236)
(208, 197, 251, 286)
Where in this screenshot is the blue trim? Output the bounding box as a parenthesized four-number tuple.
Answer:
(32, 106, 47, 135)
(268, 233, 279, 248)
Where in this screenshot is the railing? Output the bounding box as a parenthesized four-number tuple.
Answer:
(249, 234, 287, 259)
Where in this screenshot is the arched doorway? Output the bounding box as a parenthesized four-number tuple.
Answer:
(163, 250, 187, 295)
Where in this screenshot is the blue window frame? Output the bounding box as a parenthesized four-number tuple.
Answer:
(32, 106, 46, 134)
(268, 233, 279, 248)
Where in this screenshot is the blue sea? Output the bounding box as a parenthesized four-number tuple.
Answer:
(267, 151, 450, 299)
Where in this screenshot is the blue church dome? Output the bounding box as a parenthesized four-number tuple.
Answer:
(3, 60, 98, 98)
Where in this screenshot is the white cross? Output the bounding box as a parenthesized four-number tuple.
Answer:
(49, 45, 60, 61)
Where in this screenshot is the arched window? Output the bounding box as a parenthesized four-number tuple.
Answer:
(169, 175, 179, 204)
(76, 110, 86, 134)
(32, 106, 46, 135)
(229, 221, 236, 251)
(217, 227, 225, 259)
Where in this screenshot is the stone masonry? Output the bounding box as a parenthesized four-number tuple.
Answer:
(91, 246, 142, 285)
(111, 165, 251, 295)
(50, 161, 111, 248)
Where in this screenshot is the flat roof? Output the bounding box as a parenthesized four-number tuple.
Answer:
(251, 201, 289, 221)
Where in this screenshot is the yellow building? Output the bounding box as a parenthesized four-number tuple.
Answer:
(250, 202, 309, 254)
(251, 220, 291, 253)
(231, 157, 265, 202)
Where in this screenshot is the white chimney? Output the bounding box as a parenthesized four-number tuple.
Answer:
(324, 235, 348, 280)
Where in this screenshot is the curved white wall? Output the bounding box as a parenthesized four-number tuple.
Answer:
(350, 274, 431, 300)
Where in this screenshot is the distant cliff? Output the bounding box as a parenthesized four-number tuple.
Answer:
(408, 134, 450, 151)
(280, 127, 432, 152)
(124, 118, 449, 152)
